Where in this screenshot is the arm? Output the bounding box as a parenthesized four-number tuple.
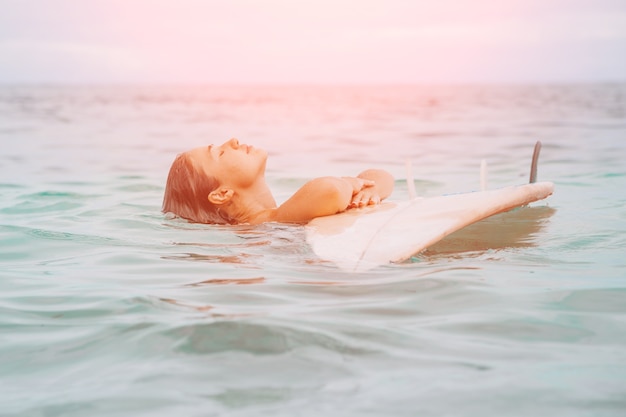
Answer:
(274, 176, 372, 223)
(350, 169, 395, 208)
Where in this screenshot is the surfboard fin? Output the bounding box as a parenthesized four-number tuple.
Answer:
(405, 159, 417, 200)
(529, 141, 542, 184)
(480, 159, 487, 191)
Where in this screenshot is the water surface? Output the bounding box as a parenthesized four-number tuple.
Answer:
(1, 84, 625, 416)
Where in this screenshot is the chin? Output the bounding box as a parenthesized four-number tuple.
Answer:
(257, 151, 268, 173)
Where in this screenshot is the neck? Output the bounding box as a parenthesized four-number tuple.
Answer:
(227, 179, 278, 224)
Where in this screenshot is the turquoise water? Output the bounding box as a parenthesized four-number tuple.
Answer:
(1, 84, 625, 416)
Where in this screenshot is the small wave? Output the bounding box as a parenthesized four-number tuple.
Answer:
(1, 201, 83, 214)
(159, 321, 374, 356)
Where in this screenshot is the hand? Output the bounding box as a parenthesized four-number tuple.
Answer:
(341, 177, 379, 209)
(341, 176, 374, 196)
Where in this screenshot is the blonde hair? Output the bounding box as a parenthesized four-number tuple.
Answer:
(162, 153, 232, 224)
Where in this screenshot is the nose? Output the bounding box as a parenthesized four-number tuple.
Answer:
(226, 138, 239, 149)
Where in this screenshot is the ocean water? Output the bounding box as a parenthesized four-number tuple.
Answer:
(1, 84, 625, 417)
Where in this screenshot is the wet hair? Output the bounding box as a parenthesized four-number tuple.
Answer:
(162, 153, 233, 224)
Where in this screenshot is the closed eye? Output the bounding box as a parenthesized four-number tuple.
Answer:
(219, 150, 224, 156)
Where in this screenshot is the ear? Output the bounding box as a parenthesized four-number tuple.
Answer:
(208, 187, 234, 205)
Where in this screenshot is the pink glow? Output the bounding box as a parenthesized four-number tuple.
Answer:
(1, 0, 625, 84)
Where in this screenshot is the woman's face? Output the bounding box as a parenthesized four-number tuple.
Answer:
(186, 138, 268, 189)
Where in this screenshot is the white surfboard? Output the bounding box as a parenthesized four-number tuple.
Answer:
(306, 181, 554, 273)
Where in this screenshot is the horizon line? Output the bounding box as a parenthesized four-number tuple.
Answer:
(1, 79, 625, 88)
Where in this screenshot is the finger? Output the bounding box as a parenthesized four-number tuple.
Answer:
(351, 190, 364, 202)
(349, 200, 365, 208)
(351, 192, 366, 207)
(353, 180, 366, 194)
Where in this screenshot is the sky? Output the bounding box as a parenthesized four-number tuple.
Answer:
(0, 0, 625, 85)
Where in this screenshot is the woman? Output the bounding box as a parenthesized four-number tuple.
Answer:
(163, 138, 394, 224)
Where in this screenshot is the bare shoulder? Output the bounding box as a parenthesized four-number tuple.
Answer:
(274, 177, 353, 224)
